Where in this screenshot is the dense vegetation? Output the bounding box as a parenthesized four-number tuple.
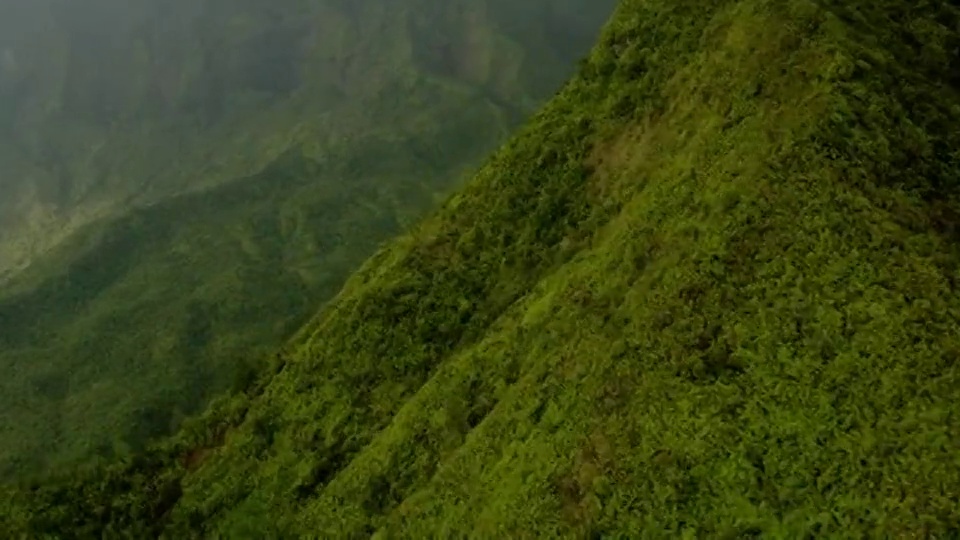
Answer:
(0, 0, 615, 476)
(0, 0, 612, 276)
(5, 0, 960, 536)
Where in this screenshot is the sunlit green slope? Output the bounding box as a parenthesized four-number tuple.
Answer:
(0, 0, 615, 477)
(4, 0, 960, 536)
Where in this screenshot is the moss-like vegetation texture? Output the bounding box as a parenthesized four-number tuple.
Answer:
(3, 0, 960, 536)
(0, 0, 613, 477)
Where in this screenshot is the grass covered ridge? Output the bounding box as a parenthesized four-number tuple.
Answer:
(0, 0, 614, 477)
(4, 0, 960, 536)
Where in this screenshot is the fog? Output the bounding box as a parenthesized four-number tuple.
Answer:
(0, 0, 617, 275)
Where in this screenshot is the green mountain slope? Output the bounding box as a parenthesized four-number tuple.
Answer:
(0, 0, 610, 278)
(5, 0, 960, 536)
(0, 0, 615, 476)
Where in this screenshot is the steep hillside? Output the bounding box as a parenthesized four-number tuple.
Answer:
(0, 0, 615, 476)
(0, 0, 613, 278)
(5, 0, 960, 536)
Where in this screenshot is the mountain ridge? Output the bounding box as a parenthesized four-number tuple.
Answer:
(0, 0, 615, 477)
(0, 0, 610, 279)
(4, 0, 960, 536)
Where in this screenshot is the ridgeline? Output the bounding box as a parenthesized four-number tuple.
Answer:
(0, 0, 614, 477)
(3, 0, 960, 536)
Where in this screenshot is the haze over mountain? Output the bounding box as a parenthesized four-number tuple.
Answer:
(0, 0, 611, 277)
(5, 0, 960, 537)
(0, 0, 616, 477)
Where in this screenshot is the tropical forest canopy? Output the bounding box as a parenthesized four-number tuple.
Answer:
(3, 0, 960, 537)
(0, 0, 615, 477)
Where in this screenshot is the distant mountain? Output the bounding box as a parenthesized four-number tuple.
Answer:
(6, 0, 960, 537)
(0, 0, 615, 476)
(0, 0, 611, 278)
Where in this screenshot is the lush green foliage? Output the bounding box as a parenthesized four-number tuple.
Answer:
(5, 0, 960, 536)
(0, 0, 615, 476)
